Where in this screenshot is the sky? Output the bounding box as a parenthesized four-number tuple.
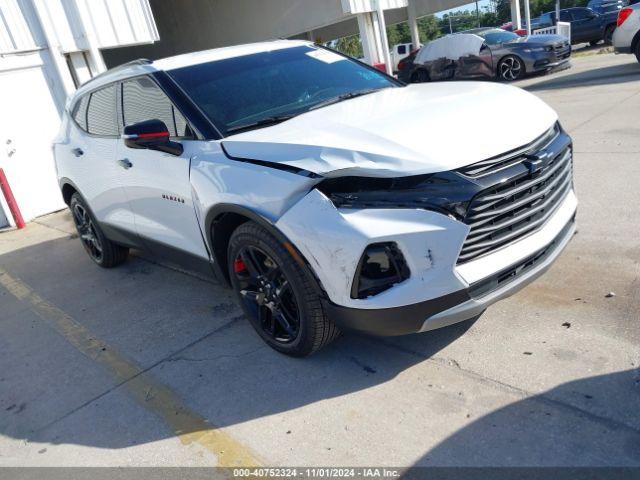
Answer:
(435, 0, 492, 17)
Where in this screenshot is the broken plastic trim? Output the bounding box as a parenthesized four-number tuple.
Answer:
(351, 242, 411, 299)
(220, 144, 322, 178)
(316, 173, 475, 220)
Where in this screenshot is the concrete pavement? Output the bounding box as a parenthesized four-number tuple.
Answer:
(0, 52, 638, 468)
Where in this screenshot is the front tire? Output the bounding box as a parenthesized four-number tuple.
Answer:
(635, 41, 640, 64)
(70, 193, 129, 268)
(498, 55, 525, 81)
(228, 222, 339, 357)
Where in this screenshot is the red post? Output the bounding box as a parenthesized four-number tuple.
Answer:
(0, 168, 26, 229)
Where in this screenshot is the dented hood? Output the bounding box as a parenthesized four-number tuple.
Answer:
(222, 82, 558, 177)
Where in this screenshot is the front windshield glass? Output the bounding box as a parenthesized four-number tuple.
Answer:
(479, 30, 520, 45)
(167, 46, 397, 136)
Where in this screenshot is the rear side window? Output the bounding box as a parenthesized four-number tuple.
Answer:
(572, 9, 592, 19)
(121, 77, 190, 137)
(72, 95, 89, 131)
(560, 11, 572, 21)
(397, 45, 407, 55)
(87, 85, 118, 136)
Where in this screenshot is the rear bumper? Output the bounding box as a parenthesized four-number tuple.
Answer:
(325, 198, 576, 337)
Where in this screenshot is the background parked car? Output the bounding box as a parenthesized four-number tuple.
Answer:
(532, 7, 619, 44)
(587, 0, 627, 15)
(405, 29, 570, 83)
(613, 2, 640, 61)
(390, 42, 417, 72)
(500, 21, 528, 36)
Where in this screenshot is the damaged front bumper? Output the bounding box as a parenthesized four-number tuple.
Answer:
(276, 187, 577, 337)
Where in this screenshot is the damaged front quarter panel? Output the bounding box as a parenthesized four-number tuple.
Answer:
(275, 188, 470, 310)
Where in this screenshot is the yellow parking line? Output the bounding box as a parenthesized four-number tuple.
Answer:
(0, 267, 261, 467)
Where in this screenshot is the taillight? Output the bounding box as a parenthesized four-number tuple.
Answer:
(618, 7, 633, 26)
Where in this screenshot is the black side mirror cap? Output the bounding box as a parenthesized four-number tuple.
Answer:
(123, 119, 183, 156)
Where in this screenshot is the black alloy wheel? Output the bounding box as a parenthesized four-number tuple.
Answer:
(227, 221, 339, 356)
(72, 202, 104, 263)
(233, 245, 301, 344)
(69, 193, 128, 268)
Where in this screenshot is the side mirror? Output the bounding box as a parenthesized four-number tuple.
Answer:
(123, 119, 183, 156)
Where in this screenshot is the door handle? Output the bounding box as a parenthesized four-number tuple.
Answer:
(117, 158, 133, 169)
(72, 148, 84, 157)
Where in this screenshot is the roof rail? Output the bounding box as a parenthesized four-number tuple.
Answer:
(80, 58, 153, 88)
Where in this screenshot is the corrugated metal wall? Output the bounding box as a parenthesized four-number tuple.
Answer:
(0, 0, 39, 54)
(0, 0, 158, 55)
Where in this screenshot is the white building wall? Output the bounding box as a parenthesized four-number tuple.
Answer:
(0, 0, 159, 227)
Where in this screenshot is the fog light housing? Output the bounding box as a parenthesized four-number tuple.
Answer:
(351, 242, 410, 299)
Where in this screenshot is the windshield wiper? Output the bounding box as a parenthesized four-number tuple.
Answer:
(226, 115, 295, 134)
(308, 88, 381, 111)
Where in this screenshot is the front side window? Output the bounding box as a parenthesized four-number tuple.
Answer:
(167, 45, 397, 136)
(121, 77, 191, 138)
(86, 85, 118, 136)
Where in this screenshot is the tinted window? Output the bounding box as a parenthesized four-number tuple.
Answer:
(539, 13, 554, 25)
(72, 95, 89, 131)
(87, 85, 118, 136)
(560, 11, 572, 21)
(479, 30, 519, 44)
(572, 8, 593, 19)
(397, 45, 407, 55)
(121, 77, 190, 137)
(167, 46, 396, 135)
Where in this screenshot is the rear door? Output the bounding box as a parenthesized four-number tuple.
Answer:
(116, 75, 209, 267)
(570, 8, 603, 42)
(65, 84, 137, 237)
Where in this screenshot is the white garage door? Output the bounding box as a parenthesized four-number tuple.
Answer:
(0, 60, 66, 224)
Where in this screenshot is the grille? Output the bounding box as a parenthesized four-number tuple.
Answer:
(458, 124, 559, 178)
(457, 143, 573, 265)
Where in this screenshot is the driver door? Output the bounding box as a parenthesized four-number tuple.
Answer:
(115, 76, 209, 268)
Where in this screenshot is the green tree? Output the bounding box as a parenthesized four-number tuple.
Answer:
(334, 35, 363, 58)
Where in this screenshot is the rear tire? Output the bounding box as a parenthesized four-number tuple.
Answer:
(635, 41, 640, 63)
(70, 193, 129, 268)
(410, 69, 430, 83)
(228, 222, 339, 357)
(604, 25, 615, 45)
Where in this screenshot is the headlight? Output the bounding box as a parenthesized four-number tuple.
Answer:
(524, 46, 552, 53)
(315, 174, 471, 220)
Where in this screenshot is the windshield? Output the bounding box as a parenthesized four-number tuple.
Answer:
(478, 30, 520, 45)
(167, 45, 397, 136)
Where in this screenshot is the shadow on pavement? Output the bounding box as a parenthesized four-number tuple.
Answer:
(415, 369, 640, 466)
(523, 62, 640, 91)
(0, 235, 476, 452)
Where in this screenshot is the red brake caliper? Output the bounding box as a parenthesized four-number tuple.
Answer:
(233, 257, 247, 274)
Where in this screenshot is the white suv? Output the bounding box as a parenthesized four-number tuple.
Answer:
(613, 3, 640, 61)
(54, 40, 577, 356)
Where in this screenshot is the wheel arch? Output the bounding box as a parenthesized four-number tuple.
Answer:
(631, 29, 640, 53)
(59, 177, 81, 205)
(204, 204, 325, 295)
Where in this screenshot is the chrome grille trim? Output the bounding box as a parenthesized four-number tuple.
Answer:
(457, 142, 573, 265)
(458, 123, 560, 178)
